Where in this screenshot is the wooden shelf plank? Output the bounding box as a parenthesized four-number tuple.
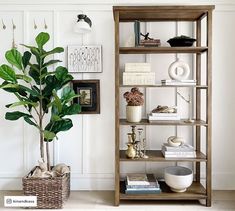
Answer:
(119, 119, 207, 126)
(119, 47, 208, 54)
(120, 181, 207, 200)
(120, 150, 207, 162)
(120, 84, 208, 89)
(113, 6, 215, 22)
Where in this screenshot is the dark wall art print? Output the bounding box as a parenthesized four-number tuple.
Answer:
(72, 80, 100, 114)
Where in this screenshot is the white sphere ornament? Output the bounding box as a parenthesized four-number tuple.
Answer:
(168, 59, 190, 81)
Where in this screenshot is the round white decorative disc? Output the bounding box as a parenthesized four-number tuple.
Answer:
(168, 59, 190, 80)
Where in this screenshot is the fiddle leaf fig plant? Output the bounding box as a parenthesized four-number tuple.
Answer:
(0, 32, 81, 171)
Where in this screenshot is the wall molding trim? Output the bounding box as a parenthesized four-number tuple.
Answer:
(0, 0, 235, 5)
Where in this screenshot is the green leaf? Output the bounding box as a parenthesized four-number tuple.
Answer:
(22, 51, 32, 69)
(43, 60, 61, 68)
(16, 74, 32, 83)
(9, 101, 38, 108)
(5, 111, 32, 120)
(41, 47, 64, 59)
(36, 32, 50, 49)
(45, 118, 73, 134)
(0, 64, 17, 83)
(52, 90, 62, 112)
(61, 86, 79, 104)
(43, 130, 56, 140)
(52, 115, 61, 122)
(55, 66, 68, 81)
(24, 116, 38, 127)
(61, 104, 81, 116)
(5, 48, 23, 70)
(29, 65, 47, 85)
(1, 82, 27, 96)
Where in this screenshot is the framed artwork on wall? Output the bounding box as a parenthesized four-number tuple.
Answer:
(68, 45, 102, 73)
(72, 80, 100, 114)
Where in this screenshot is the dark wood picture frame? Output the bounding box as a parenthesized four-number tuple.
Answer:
(72, 80, 100, 114)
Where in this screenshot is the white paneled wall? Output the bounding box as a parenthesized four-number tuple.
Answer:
(0, 1, 235, 190)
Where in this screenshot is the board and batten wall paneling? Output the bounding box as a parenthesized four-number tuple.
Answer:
(0, 2, 235, 190)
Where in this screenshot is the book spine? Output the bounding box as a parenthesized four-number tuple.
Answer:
(151, 113, 178, 117)
(123, 73, 155, 85)
(126, 184, 159, 189)
(126, 187, 160, 191)
(125, 189, 161, 194)
(162, 151, 196, 157)
(148, 116, 180, 120)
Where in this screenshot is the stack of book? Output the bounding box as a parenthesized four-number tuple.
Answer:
(161, 79, 197, 86)
(139, 39, 161, 47)
(123, 63, 155, 85)
(148, 112, 180, 122)
(125, 173, 161, 194)
(162, 143, 196, 158)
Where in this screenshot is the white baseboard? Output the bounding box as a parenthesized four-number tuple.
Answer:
(0, 175, 115, 190)
(0, 173, 234, 190)
(212, 173, 235, 190)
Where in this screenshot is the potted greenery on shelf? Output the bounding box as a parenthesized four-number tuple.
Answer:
(123, 87, 144, 123)
(0, 32, 80, 208)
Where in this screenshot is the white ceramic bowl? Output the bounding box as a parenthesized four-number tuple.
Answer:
(164, 166, 193, 192)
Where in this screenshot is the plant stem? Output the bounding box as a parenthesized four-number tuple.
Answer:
(39, 59, 45, 164)
(46, 141, 50, 171)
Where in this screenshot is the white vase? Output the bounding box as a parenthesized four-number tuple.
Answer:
(126, 106, 142, 123)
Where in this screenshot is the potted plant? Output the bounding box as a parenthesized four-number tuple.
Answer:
(123, 87, 144, 123)
(0, 32, 80, 208)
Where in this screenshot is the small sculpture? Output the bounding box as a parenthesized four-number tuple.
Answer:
(168, 58, 190, 81)
(152, 105, 177, 114)
(167, 136, 185, 147)
(177, 91, 194, 123)
(126, 143, 136, 159)
(125, 126, 148, 159)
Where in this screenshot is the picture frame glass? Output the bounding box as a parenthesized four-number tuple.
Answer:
(72, 80, 100, 114)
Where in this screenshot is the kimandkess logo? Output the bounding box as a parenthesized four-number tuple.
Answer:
(4, 196, 37, 207)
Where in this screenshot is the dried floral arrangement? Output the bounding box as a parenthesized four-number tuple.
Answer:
(123, 87, 144, 106)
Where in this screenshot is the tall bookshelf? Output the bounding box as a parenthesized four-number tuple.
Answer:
(113, 5, 214, 206)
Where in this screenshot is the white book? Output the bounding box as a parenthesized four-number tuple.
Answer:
(161, 80, 196, 86)
(123, 72, 155, 85)
(127, 174, 150, 186)
(125, 63, 151, 72)
(162, 143, 194, 152)
(123, 72, 155, 76)
(151, 113, 178, 117)
(148, 114, 180, 121)
(162, 150, 196, 158)
(162, 79, 196, 83)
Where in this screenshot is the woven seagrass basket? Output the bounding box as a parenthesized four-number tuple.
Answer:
(22, 166, 70, 209)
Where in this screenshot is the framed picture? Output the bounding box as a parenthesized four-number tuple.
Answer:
(68, 45, 102, 73)
(72, 80, 100, 114)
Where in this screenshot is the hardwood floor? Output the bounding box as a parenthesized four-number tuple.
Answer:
(0, 190, 234, 210)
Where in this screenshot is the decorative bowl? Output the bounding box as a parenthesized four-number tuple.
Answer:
(164, 166, 193, 192)
(167, 36, 196, 47)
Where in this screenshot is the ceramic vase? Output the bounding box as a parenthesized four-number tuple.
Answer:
(126, 106, 142, 123)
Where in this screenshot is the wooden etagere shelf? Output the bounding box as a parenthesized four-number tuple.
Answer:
(119, 119, 208, 126)
(119, 150, 207, 162)
(113, 5, 214, 207)
(120, 181, 207, 200)
(120, 84, 208, 89)
(119, 46, 208, 54)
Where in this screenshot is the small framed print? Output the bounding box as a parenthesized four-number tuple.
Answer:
(68, 45, 102, 73)
(72, 80, 100, 114)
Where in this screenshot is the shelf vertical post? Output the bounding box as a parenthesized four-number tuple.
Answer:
(206, 10, 213, 207)
(114, 10, 120, 206)
(196, 18, 202, 183)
